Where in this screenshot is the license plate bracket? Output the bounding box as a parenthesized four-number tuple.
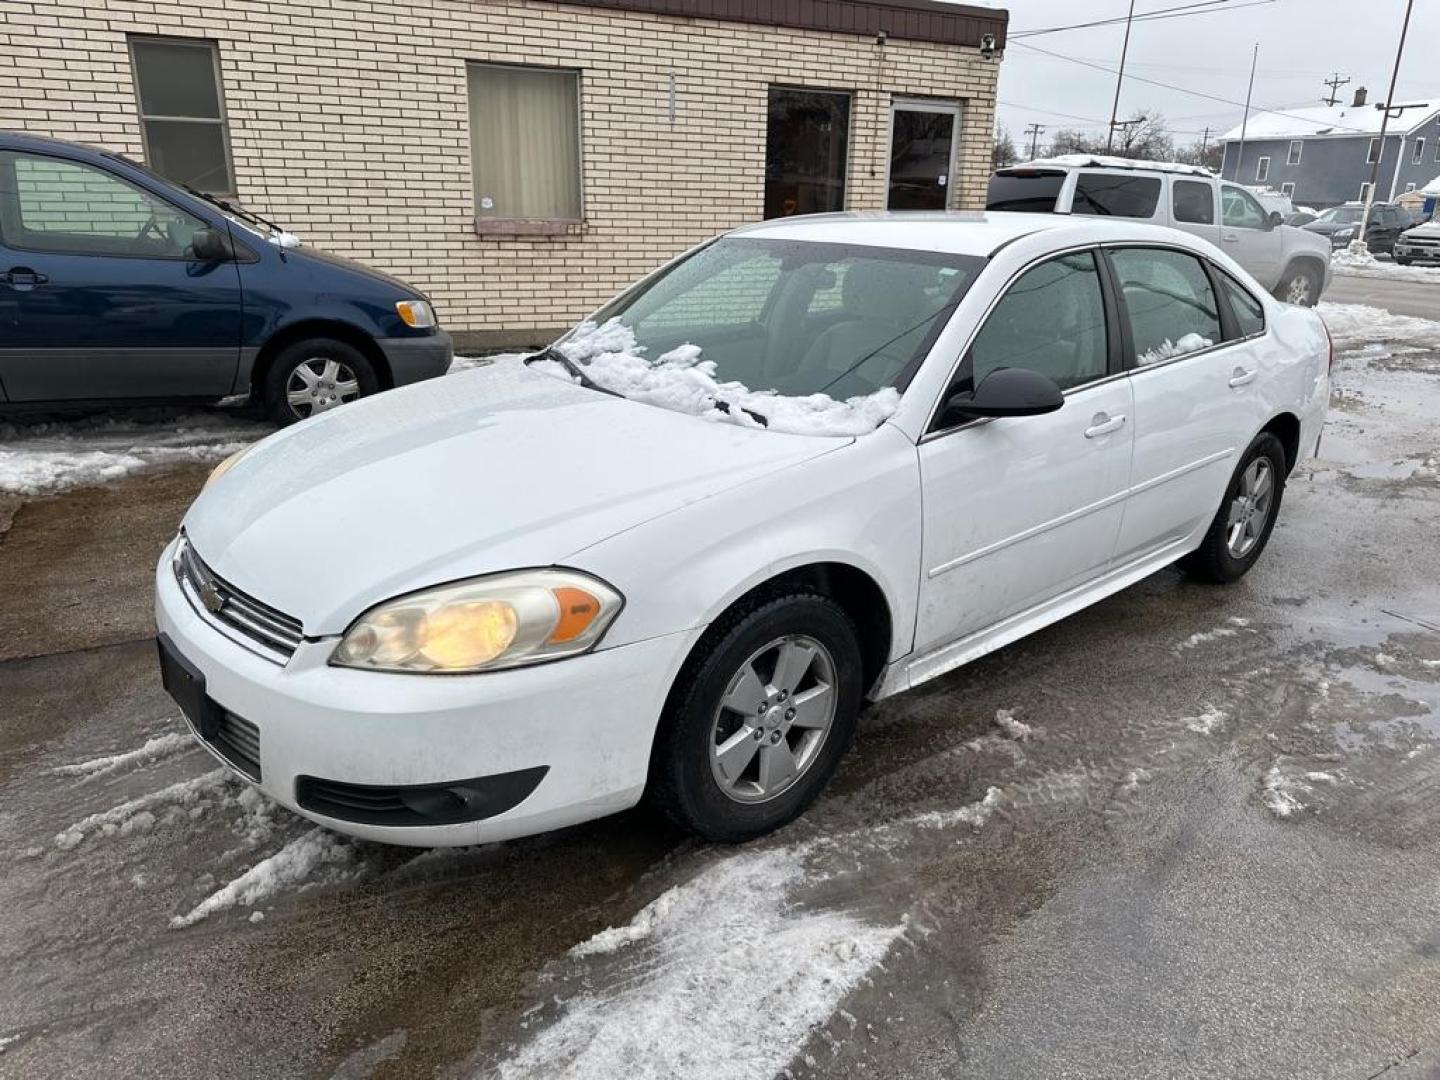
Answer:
(157, 634, 223, 741)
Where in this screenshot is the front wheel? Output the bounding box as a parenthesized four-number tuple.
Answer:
(649, 591, 864, 842)
(1181, 432, 1287, 584)
(263, 339, 379, 426)
(1275, 264, 1320, 307)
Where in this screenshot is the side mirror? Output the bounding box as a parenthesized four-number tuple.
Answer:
(190, 226, 235, 262)
(1267, 210, 1284, 230)
(941, 367, 1065, 424)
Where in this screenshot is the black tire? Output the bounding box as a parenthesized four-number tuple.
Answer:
(1181, 432, 1288, 584)
(1274, 263, 1321, 307)
(1395, 257, 1413, 266)
(649, 590, 864, 842)
(262, 338, 379, 426)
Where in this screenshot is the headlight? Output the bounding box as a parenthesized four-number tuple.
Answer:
(396, 299, 437, 329)
(1335, 228, 1355, 240)
(330, 569, 623, 674)
(204, 446, 253, 490)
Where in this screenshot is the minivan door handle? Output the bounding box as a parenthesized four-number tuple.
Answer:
(1084, 412, 1126, 438)
(2, 267, 49, 290)
(1228, 367, 1257, 388)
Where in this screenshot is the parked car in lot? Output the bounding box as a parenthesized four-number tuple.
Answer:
(1393, 210, 1440, 265)
(1303, 201, 1410, 254)
(0, 131, 451, 424)
(157, 213, 1330, 847)
(987, 156, 1334, 306)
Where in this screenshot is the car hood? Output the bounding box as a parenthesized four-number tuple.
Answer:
(184, 358, 849, 635)
(282, 244, 421, 296)
(1303, 221, 1345, 235)
(1403, 220, 1440, 238)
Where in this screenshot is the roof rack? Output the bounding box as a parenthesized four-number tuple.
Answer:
(1004, 154, 1216, 178)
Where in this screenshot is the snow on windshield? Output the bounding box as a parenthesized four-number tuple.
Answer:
(534, 318, 902, 437)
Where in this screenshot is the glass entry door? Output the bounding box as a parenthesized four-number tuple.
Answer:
(887, 101, 960, 210)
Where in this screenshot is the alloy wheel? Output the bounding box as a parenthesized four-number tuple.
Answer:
(1226, 457, 1275, 558)
(287, 358, 360, 418)
(1285, 275, 1312, 305)
(708, 634, 838, 804)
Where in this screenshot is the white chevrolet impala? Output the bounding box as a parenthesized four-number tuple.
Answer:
(156, 213, 1330, 846)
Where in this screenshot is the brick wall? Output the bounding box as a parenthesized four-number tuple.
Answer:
(0, 0, 1000, 341)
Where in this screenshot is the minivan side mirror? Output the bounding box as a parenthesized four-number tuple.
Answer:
(940, 366, 1065, 425)
(1266, 210, 1284, 230)
(190, 227, 235, 262)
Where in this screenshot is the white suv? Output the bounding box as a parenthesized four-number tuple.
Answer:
(989, 156, 1333, 306)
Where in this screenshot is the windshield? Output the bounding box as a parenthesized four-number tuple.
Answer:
(1317, 206, 1364, 224)
(535, 238, 983, 435)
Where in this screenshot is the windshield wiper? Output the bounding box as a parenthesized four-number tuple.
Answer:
(713, 399, 769, 427)
(181, 184, 288, 236)
(528, 347, 622, 397)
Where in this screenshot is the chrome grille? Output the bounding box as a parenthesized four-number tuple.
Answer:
(175, 537, 305, 660)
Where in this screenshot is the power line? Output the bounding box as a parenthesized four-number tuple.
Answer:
(1011, 0, 1275, 40)
(1023, 122, 1047, 158)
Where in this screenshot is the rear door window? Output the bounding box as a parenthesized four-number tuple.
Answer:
(1172, 180, 1216, 224)
(985, 171, 1065, 212)
(1215, 270, 1265, 337)
(1107, 247, 1223, 366)
(1072, 173, 1162, 218)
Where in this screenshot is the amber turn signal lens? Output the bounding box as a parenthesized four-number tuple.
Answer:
(548, 586, 601, 644)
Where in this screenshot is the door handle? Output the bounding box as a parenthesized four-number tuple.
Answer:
(1221, 233, 1240, 243)
(1228, 367, 1257, 388)
(1084, 412, 1126, 438)
(2, 267, 48, 290)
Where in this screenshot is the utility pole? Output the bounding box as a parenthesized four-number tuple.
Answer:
(1105, 0, 1138, 153)
(1322, 72, 1350, 107)
(1233, 44, 1259, 181)
(1024, 123, 1046, 160)
(1360, 0, 1415, 252)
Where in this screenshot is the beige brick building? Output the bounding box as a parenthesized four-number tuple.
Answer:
(1, 0, 1007, 345)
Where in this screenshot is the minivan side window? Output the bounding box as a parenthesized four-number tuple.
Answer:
(0, 151, 206, 258)
(962, 251, 1109, 396)
(1072, 173, 1162, 218)
(1221, 185, 1267, 229)
(1172, 179, 1215, 224)
(1216, 270, 1265, 337)
(1108, 247, 1222, 366)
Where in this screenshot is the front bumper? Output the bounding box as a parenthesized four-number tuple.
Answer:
(1393, 242, 1440, 263)
(378, 329, 454, 386)
(154, 538, 694, 846)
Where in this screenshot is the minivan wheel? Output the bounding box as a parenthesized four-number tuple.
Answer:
(1180, 432, 1288, 584)
(1275, 264, 1320, 307)
(263, 339, 379, 426)
(650, 591, 863, 842)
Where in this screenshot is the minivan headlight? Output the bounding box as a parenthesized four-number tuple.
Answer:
(396, 299, 437, 329)
(330, 569, 623, 674)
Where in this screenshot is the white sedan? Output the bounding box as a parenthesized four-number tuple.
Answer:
(155, 213, 1330, 847)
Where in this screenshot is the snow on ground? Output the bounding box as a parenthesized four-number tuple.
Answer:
(1184, 707, 1227, 735)
(1330, 248, 1440, 285)
(49, 732, 195, 779)
(1262, 761, 1341, 819)
(169, 827, 356, 929)
(1177, 617, 1251, 651)
(1319, 302, 1440, 352)
(539, 318, 901, 437)
(53, 768, 233, 849)
(493, 847, 906, 1080)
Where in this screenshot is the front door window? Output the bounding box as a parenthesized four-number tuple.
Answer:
(888, 103, 959, 210)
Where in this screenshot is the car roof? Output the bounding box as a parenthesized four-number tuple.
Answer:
(1, 129, 114, 159)
(999, 155, 1216, 178)
(730, 211, 1214, 259)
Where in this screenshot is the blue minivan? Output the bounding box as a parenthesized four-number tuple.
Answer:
(0, 131, 452, 424)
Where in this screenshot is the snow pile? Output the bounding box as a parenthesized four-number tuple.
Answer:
(53, 768, 232, 849)
(1262, 762, 1339, 818)
(1319, 302, 1440, 354)
(1330, 249, 1440, 284)
(537, 319, 901, 437)
(0, 412, 263, 497)
(50, 732, 194, 779)
(1183, 707, 1226, 735)
(910, 786, 1004, 831)
(570, 887, 681, 958)
(1137, 332, 1213, 366)
(994, 709, 1034, 742)
(169, 827, 355, 928)
(494, 847, 903, 1080)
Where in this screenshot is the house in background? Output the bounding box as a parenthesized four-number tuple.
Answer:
(1219, 87, 1440, 209)
(2, 0, 1006, 346)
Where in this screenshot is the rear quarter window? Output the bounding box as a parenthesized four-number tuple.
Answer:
(986, 172, 1065, 212)
(1072, 173, 1162, 219)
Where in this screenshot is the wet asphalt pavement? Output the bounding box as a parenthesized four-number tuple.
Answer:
(3, 294, 1440, 1079)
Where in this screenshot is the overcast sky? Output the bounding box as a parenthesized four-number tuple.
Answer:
(969, 0, 1439, 153)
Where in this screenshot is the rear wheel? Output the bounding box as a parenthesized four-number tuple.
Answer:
(649, 591, 863, 842)
(1275, 264, 1320, 307)
(262, 339, 379, 426)
(1181, 432, 1287, 584)
(1395, 256, 1414, 266)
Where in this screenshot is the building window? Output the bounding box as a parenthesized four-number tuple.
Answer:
(1359, 181, 1374, 202)
(1287, 140, 1302, 165)
(1367, 138, 1381, 164)
(1255, 156, 1270, 183)
(1280, 182, 1295, 197)
(1413, 138, 1426, 164)
(128, 37, 234, 194)
(765, 88, 850, 219)
(467, 63, 581, 221)
(1406, 182, 1417, 193)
